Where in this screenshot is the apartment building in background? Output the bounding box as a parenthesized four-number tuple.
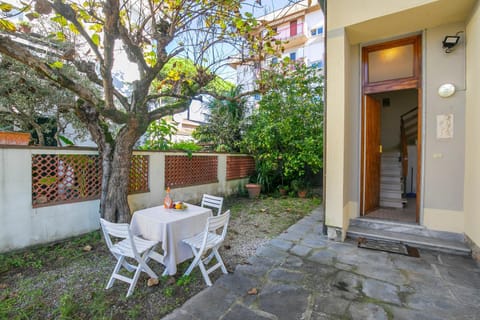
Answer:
(232, 0, 324, 106)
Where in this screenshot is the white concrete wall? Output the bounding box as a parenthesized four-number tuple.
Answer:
(0, 148, 100, 253)
(0, 147, 249, 253)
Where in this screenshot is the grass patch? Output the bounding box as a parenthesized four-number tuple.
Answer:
(0, 195, 321, 319)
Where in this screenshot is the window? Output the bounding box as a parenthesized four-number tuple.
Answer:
(311, 26, 323, 36)
(310, 60, 323, 69)
(289, 52, 296, 61)
(271, 57, 278, 65)
(362, 35, 421, 93)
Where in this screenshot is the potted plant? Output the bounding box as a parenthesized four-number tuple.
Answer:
(291, 178, 309, 198)
(18, 21, 31, 33)
(277, 184, 289, 196)
(245, 181, 261, 199)
(245, 172, 262, 199)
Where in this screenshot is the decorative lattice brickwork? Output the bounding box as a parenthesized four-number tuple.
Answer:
(129, 155, 149, 193)
(32, 154, 150, 207)
(165, 155, 217, 188)
(226, 156, 255, 180)
(32, 154, 102, 207)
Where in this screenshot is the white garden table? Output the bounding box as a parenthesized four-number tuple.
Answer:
(130, 203, 212, 275)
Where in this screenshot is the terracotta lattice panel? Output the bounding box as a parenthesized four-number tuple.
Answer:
(129, 155, 149, 193)
(32, 154, 150, 207)
(226, 156, 255, 180)
(165, 155, 218, 188)
(32, 154, 102, 207)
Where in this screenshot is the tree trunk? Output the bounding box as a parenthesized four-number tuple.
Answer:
(31, 122, 45, 146)
(102, 144, 133, 223)
(102, 120, 147, 223)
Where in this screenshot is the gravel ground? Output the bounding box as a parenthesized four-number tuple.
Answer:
(0, 196, 321, 319)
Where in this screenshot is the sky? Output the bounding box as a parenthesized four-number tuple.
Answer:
(243, 0, 301, 17)
(3, 0, 301, 84)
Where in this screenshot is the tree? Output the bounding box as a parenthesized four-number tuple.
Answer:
(0, 1, 278, 222)
(0, 56, 81, 146)
(242, 59, 324, 191)
(138, 118, 176, 151)
(193, 86, 247, 152)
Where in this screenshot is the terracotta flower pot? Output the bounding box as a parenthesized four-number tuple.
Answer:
(297, 190, 308, 198)
(245, 183, 261, 198)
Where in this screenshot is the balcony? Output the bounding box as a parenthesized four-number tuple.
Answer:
(275, 23, 307, 49)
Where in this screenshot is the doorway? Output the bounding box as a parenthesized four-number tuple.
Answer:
(360, 35, 422, 223)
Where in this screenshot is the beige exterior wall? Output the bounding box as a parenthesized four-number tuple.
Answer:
(464, 1, 480, 246)
(324, 27, 346, 231)
(325, 0, 478, 246)
(424, 208, 465, 233)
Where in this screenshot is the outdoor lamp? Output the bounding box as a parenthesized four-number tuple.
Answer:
(442, 31, 463, 53)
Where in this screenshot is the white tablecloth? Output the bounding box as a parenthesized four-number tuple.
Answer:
(130, 204, 212, 275)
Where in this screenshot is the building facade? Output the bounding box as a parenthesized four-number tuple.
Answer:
(324, 0, 480, 256)
(234, 0, 324, 107)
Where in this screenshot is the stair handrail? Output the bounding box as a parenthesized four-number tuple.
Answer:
(400, 107, 418, 119)
(400, 107, 418, 182)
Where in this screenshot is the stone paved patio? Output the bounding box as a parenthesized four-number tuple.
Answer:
(162, 207, 480, 320)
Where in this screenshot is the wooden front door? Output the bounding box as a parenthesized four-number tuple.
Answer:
(361, 95, 381, 215)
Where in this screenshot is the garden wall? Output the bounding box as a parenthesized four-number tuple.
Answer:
(0, 146, 254, 253)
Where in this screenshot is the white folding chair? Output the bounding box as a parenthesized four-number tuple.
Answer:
(201, 194, 224, 216)
(100, 218, 160, 297)
(182, 210, 231, 286)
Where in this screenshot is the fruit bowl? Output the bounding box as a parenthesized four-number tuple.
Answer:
(173, 202, 187, 210)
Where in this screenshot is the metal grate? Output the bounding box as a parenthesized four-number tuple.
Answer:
(226, 156, 255, 180)
(32, 154, 102, 207)
(165, 155, 218, 188)
(129, 155, 149, 194)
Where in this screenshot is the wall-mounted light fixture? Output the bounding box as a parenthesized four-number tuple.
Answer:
(442, 31, 463, 53)
(438, 83, 456, 98)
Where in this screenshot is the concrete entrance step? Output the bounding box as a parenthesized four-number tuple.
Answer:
(347, 219, 471, 255)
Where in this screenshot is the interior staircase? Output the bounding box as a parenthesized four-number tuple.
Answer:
(380, 151, 406, 208)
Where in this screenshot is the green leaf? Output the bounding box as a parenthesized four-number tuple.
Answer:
(56, 31, 66, 41)
(0, 3, 13, 12)
(59, 135, 74, 146)
(39, 176, 57, 186)
(68, 23, 79, 35)
(0, 19, 16, 32)
(50, 61, 64, 69)
(91, 33, 100, 46)
(89, 23, 102, 33)
(51, 15, 68, 27)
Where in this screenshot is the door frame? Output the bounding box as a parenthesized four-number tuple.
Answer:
(360, 35, 422, 223)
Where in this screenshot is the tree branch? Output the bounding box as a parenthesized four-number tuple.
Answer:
(102, 0, 120, 110)
(50, 0, 104, 65)
(0, 35, 100, 106)
(148, 99, 191, 121)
